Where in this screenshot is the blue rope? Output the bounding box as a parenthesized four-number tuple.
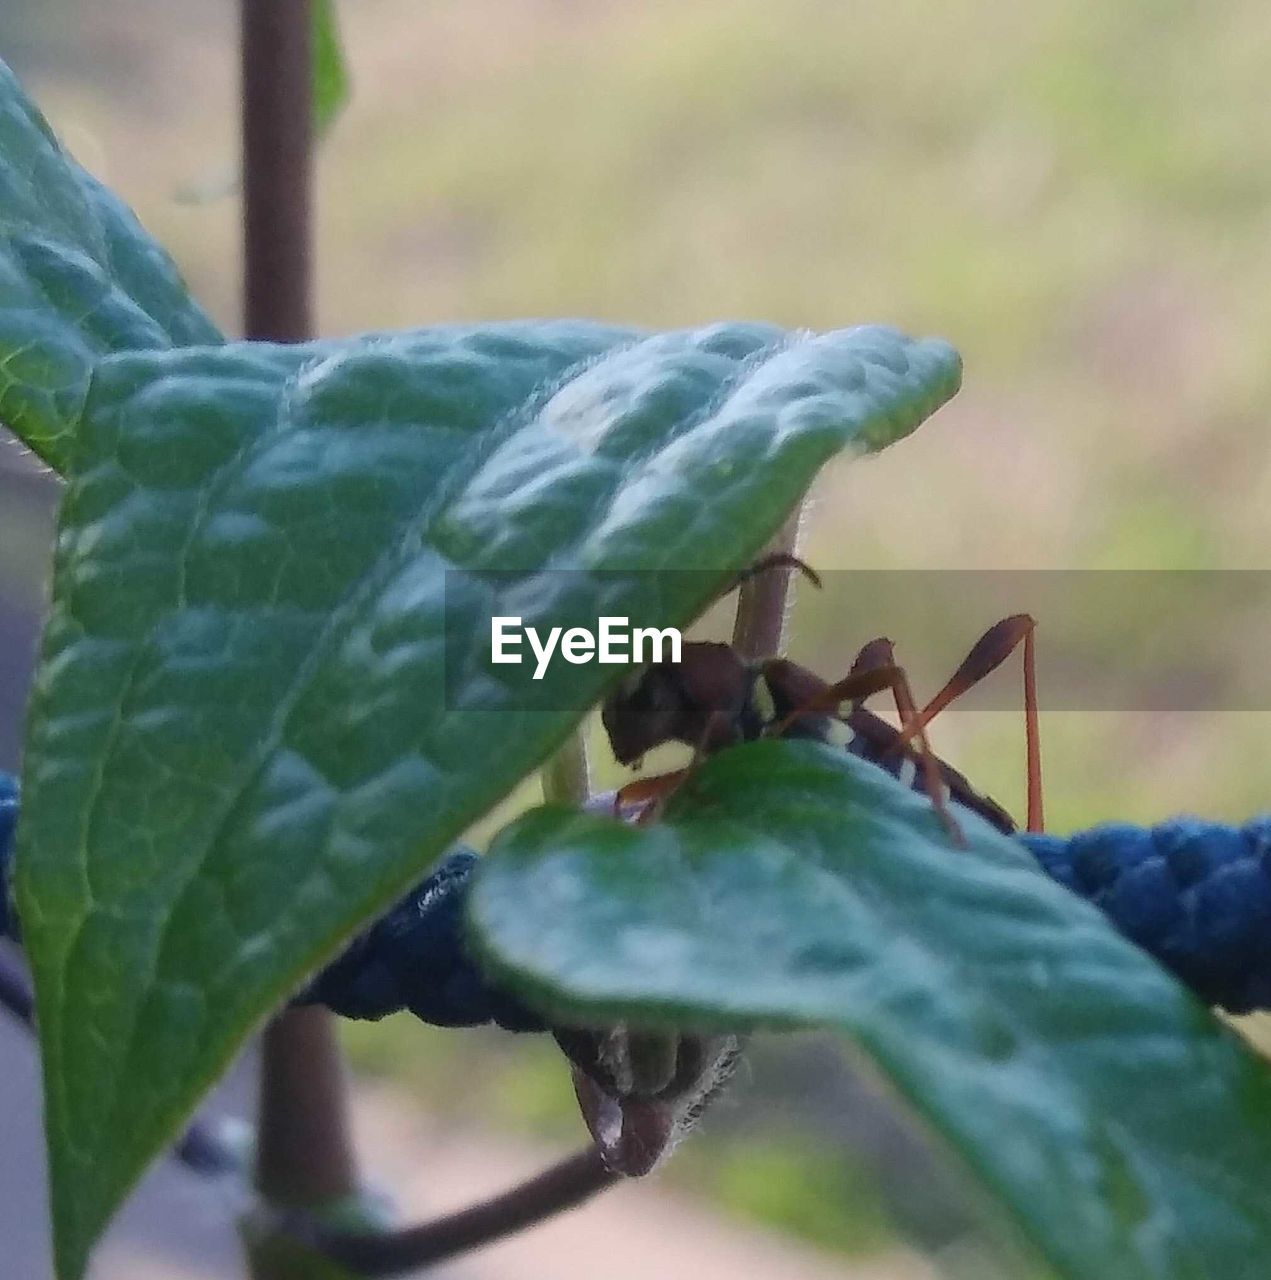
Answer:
(1020, 817, 1271, 1014)
(293, 848, 545, 1032)
(8, 765, 1271, 1021)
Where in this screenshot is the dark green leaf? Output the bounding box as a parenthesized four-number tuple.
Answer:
(471, 740, 1271, 1280)
(16, 321, 959, 1278)
(0, 58, 220, 472)
(313, 0, 350, 137)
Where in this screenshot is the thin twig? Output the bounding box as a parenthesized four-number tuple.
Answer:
(242, 0, 314, 341)
(542, 732, 591, 807)
(255, 1008, 360, 1205)
(731, 504, 806, 661)
(241, 0, 361, 1227)
(283, 1145, 617, 1277)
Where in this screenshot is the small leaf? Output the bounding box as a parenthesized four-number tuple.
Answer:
(17, 321, 959, 1278)
(313, 0, 350, 137)
(0, 58, 220, 472)
(471, 740, 1271, 1280)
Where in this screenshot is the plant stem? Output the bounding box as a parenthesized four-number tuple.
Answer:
(242, 0, 314, 342)
(241, 0, 360, 1248)
(542, 732, 591, 806)
(280, 1146, 617, 1277)
(255, 1008, 359, 1206)
(731, 505, 805, 661)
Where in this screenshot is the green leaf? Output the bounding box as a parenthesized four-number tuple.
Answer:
(0, 58, 220, 473)
(471, 740, 1271, 1280)
(16, 321, 959, 1278)
(314, 0, 351, 137)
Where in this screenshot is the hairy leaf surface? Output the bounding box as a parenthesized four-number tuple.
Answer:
(0, 59, 219, 472)
(472, 740, 1271, 1280)
(17, 322, 959, 1277)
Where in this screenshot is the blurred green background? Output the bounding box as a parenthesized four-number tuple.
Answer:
(2, 1, 1269, 1276)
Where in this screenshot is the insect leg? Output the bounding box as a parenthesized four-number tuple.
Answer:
(729, 552, 823, 595)
(602, 770, 690, 823)
(853, 639, 964, 846)
(765, 659, 963, 844)
(887, 615, 1043, 832)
